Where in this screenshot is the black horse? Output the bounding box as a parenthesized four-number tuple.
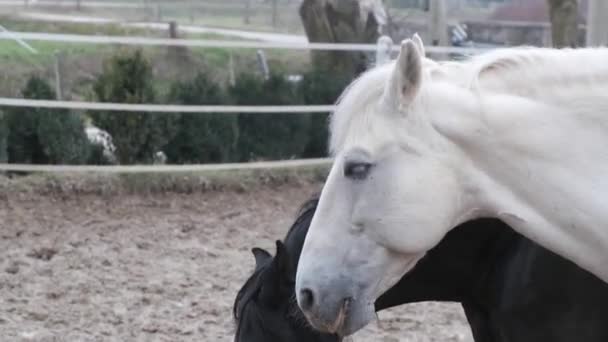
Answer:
(233, 197, 608, 342)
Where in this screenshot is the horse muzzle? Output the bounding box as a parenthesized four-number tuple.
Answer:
(297, 283, 375, 336)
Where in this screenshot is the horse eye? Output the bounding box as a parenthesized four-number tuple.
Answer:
(344, 162, 372, 180)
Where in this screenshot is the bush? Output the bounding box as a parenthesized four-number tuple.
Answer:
(90, 50, 179, 164)
(37, 111, 91, 165)
(298, 69, 352, 158)
(7, 76, 90, 164)
(229, 74, 311, 162)
(164, 73, 238, 164)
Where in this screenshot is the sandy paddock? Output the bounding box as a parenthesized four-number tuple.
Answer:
(0, 181, 473, 341)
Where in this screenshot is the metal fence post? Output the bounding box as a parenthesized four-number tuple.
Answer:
(375, 35, 393, 67)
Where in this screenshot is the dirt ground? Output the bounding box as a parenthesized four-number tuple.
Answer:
(0, 181, 473, 342)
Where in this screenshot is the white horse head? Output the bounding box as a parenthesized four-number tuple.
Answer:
(295, 37, 473, 336)
(295, 35, 608, 336)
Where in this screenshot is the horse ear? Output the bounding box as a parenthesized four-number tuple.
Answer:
(251, 247, 272, 270)
(412, 33, 425, 56)
(383, 38, 423, 109)
(257, 241, 294, 305)
(273, 240, 293, 279)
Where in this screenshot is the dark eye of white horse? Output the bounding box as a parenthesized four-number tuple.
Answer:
(344, 162, 372, 180)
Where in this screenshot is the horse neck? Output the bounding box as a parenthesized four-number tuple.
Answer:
(375, 219, 518, 311)
(429, 53, 608, 282)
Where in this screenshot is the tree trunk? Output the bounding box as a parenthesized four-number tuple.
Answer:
(586, 0, 608, 46)
(547, 0, 578, 48)
(299, 0, 380, 78)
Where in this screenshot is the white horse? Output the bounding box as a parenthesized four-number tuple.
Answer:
(295, 34, 608, 336)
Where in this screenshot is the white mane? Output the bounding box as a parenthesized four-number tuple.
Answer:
(330, 62, 395, 155)
(467, 47, 608, 96)
(330, 46, 608, 154)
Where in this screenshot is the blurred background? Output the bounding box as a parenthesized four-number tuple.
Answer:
(0, 0, 602, 168)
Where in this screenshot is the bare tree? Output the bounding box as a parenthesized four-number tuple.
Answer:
(299, 0, 380, 77)
(546, 0, 578, 48)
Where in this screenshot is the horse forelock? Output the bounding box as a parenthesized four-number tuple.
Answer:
(329, 63, 396, 155)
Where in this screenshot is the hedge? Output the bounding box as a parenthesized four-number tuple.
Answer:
(164, 72, 238, 164)
(229, 73, 311, 162)
(6, 76, 90, 165)
(89, 49, 179, 164)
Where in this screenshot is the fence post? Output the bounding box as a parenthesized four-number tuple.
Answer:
(169, 21, 178, 39)
(154, 4, 162, 22)
(272, 0, 278, 28)
(168, 21, 188, 60)
(428, 0, 448, 46)
(244, 0, 251, 24)
(586, 0, 608, 46)
(229, 52, 236, 86)
(256, 50, 270, 80)
(54, 51, 64, 100)
(375, 35, 393, 67)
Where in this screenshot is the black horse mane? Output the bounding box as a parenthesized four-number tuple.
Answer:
(284, 196, 319, 242)
(233, 196, 320, 324)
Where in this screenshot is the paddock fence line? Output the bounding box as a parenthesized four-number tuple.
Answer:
(0, 158, 332, 173)
(0, 30, 492, 173)
(0, 98, 336, 113)
(0, 31, 493, 55)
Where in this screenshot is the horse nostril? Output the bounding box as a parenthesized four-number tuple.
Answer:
(299, 288, 315, 312)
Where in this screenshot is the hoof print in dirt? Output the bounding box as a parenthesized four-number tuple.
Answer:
(5, 262, 20, 275)
(136, 241, 152, 250)
(27, 247, 58, 261)
(180, 223, 196, 234)
(142, 324, 160, 334)
(27, 311, 49, 322)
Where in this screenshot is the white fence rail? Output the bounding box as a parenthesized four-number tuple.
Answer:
(0, 158, 332, 173)
(0, 98, 336, 113)
(0, 31, 492, 54)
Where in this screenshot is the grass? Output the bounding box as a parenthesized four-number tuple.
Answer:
(0, 40, 103, 64)
(0, 13, 311, 100)
(0, 163, 330, 197)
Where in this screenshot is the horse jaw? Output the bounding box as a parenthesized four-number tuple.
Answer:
(295, 151, 453, 335)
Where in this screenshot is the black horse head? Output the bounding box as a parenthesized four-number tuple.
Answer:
(235, 195, 608, 342)
(233, 199, 339, 342)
